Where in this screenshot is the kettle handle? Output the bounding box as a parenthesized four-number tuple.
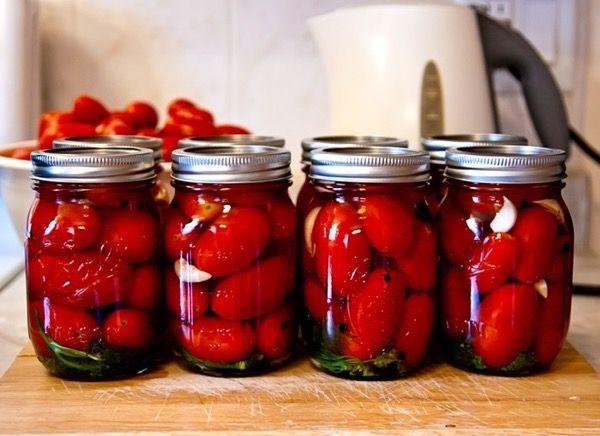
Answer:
(476, 11, 570, 153)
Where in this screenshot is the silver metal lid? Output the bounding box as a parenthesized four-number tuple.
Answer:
(310, 146, 429, 183)
(171, 145, 291, 184)
(53, 135, 163, 164)
(301, 135, 408, 164)
(445, 145, 566, 184)
(31, 146, 156, 183)
(179, 135, 285, 149)
(422, 134, 528, 166)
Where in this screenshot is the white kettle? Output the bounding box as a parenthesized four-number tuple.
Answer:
(309, 3, 570, 152)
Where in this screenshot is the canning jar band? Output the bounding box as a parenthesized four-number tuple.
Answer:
(179, 135, 285, 148)
(54, 135, 163, 164)
(444, 145, 566, 183)
(30, 146, 156, 183)
(171, 145, 292, 184)
(422, 133, 528, 166)
(301, 135, 408, 164)
(309, 146, 430, 183)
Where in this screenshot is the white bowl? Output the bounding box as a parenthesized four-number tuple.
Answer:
(0, 140, 36, 240)
(0, 141, 174, 241)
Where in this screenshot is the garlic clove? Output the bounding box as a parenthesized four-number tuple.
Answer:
(174, 258, 212, 283)
(490, 196, 517, 233)
(534, 279, 548, 298)
(304, 206, 321, 257)
(534, 199, 565, 224)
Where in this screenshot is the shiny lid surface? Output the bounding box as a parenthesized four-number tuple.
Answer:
(301, 135, 408, 164)
(310, 146, 429, 183)
(172, 145, 291, 184)
(53, 135, 163, 163)
(31, 146, 156, 183)
(422, 134, 528, 165)
(179, 135, 284, 148)
(445, 145, 566, 184)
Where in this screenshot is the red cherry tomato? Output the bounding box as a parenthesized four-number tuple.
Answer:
(211, 256, 293, 320)
(167, 98, 196, 117)
(95, 116, 136, 135)
(102, 309, 155, 348)
(224, 188, 278, 207)
(266, 199, 297, 243)
(84, 186, 145, 208)
(177, 191, 223, 223)
(164, 208, 201, 262)
(136, 127, 160, 137)
(440, 202, 477, 266)
(30, 200, 101, 253)
(361, 195, 416, 257)
(165, 270, 210, 322)
(125, 101, 158, 129)
(32, 252, 133, 308)
(513, 206, 559, 283)
(72, 95, 109, 124)
(193, 207, 271, 277)
(160, 135, 181, 162)
(39, 123, 97, 149)
(339, 332, 381, 361)
(46, 304, 100, 351)
(98, 209, 158, 264)
(171, 106, 215, 125)
(256, 304, 295, 359)
(467, 232, 518, 294)
(37, 111, 76, 138)
(312, 202, 371, 297)
(458, 190, 503, 222)
(473, 283, 537, 368)
(303, 277, 327, 320)
(216, 124, 250, 135)
(547, 254, 568, 283)
(440, 268, 471, 340)
(179, 316, 256, 363)
(396, 222, 437, 293)
(124, 265, 161, 311)
(347, 269, 406, 357)
(393, 294, 434, 367)
(171, 118, 217, 137)
(533, 282, 569, 366)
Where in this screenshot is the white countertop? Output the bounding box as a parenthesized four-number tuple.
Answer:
(0, 270, 598, 376)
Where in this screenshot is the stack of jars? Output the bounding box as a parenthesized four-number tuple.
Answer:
(24, 133, 573, 381)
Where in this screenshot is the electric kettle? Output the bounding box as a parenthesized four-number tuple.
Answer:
(309, 3, 569, 152)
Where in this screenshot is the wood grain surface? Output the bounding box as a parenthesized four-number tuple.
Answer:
(0, 342, 598, 434)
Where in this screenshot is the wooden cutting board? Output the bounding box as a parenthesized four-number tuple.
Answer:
(0, 342, 599, 434)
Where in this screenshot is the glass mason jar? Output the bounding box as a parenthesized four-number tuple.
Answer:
(422, 134, 527, 211)
(298, 136, 407, 221)
(302, 146, 435, 379)
(167, 145, 297, 376)
(53, 135, 171, 208)
(26, 147, 162, 380)
(439, 145, 573, 375)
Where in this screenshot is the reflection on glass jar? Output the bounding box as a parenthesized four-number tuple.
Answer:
(26, 147, 162, 380)
(302, 145, 434, 379)
(438, 145, 573, 375)
(167, 145, 297, 376)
